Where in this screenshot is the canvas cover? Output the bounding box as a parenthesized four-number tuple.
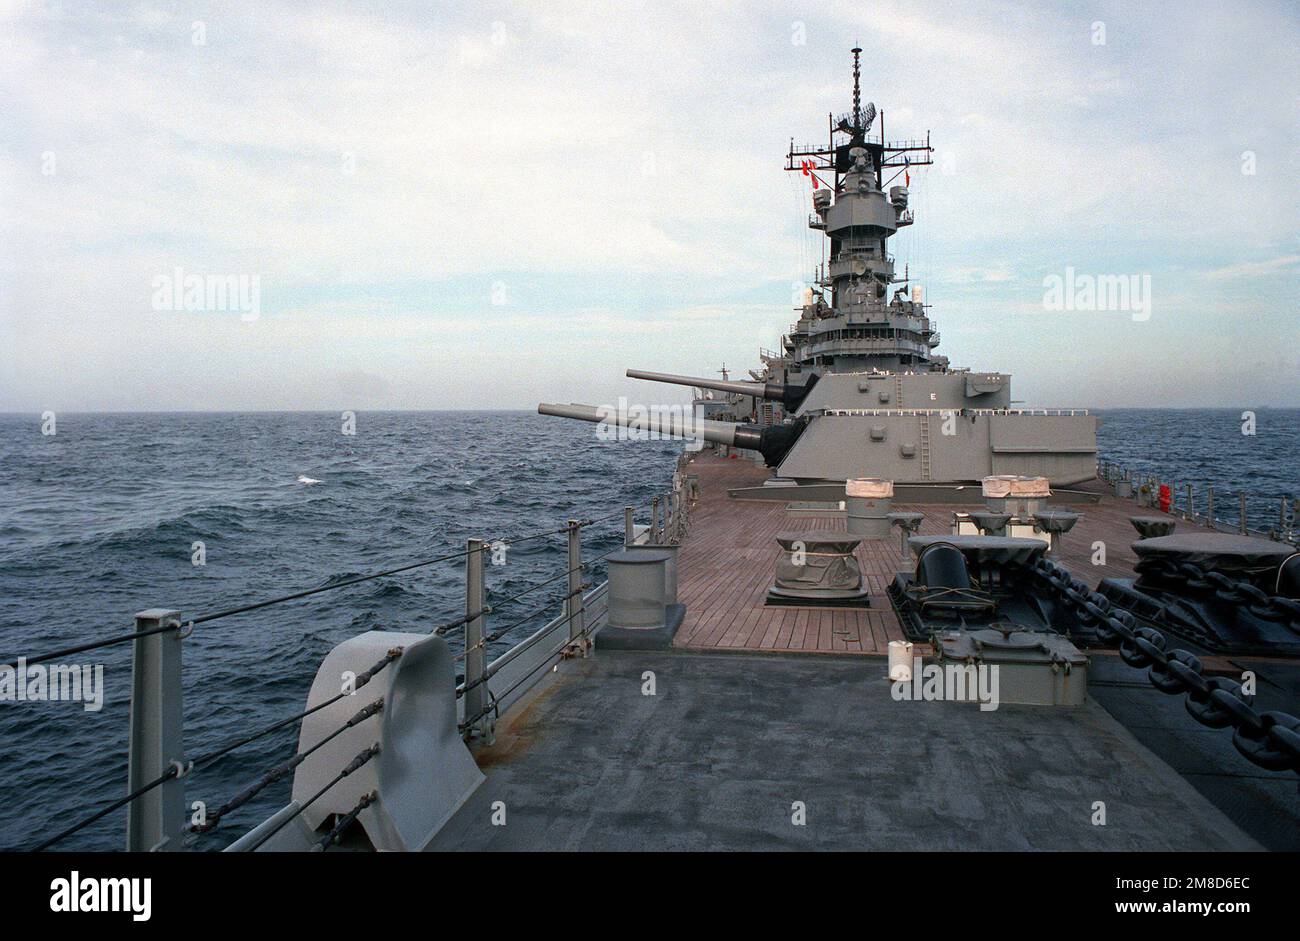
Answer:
(845, 477, 894, 498)
(773, 532, 863, 591)
(981, 475, 1051, 498)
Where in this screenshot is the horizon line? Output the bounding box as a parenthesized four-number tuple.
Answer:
(2, 406, 1297, 416)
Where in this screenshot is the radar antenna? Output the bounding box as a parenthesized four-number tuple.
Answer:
(851, 46, 862, 127)
(836, 48, 876, 137)
(786, 48, 931, 187)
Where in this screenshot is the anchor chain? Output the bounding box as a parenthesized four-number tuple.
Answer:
(1134, 557, 1300, 629)
(1026, 556, 1300, 775)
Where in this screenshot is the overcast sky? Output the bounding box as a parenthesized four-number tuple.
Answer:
(1, 0, 1297, 411)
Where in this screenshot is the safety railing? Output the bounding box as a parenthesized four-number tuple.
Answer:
(12, 473, 698, 853)
(1098, 460, 1297, 546)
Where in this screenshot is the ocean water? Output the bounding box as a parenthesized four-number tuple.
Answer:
(0, 408, 1296, 851)
(1094, 409, 1298, 530)
(0, 411, 679, 851)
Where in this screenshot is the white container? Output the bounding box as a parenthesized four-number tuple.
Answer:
(888, 640, 914, 682)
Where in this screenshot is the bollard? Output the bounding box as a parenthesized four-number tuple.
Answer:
(606, 551, 670, 629)
(126, 609, 186, 851)
(622, 544, 680, 604)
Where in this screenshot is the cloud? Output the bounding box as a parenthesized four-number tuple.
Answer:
(0, 0, 1297, 409)
(1198, 255, 1300, 281)
(938, 266, 1018, 284)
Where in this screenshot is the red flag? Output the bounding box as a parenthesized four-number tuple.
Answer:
(801, 160, 826, 190)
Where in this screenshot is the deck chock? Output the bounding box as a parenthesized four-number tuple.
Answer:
(597, 603, 686, 650)
(228, 630, 484, 852)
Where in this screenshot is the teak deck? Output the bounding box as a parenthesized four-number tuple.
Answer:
(672, 451, 1216, 656)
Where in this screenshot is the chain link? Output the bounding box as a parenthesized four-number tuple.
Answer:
(1026, 556, 1300, 775)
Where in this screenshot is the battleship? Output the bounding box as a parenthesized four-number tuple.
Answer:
(542, 47, 1097, 490)
(15, 49, 1298, 864)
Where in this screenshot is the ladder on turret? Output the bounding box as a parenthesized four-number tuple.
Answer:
(919, 414, 932, 481)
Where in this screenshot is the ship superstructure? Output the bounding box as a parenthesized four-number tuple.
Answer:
(783, 46, 938, 375)
(544, 49, 1099, 487)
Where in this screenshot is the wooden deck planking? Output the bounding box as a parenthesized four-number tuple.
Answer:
(671, 451, 1225, 657)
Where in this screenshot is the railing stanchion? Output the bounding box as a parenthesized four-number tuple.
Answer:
(651, 497, 661, 544)
(1239, 493, 1248, 535)
(567, 520, 587, 655)
(677, 483, 685, 536)
(463, 539, 492, 743)
(126, 608, 185, 852)
(1207, 486, 1215, 530)
(624, 506, 634, 547)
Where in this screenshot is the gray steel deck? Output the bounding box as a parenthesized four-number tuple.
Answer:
(1089, 655, 1300, 851)
(429, 650, 1259, 851)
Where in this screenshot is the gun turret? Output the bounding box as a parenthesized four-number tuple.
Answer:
(537, 402, 807, 467)
(626, 369, 817, 413)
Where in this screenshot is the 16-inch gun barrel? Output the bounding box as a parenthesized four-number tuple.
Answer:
(537, 402, 807, 467)
(537, 402, 753, 448)
(626, 369, 817, 412)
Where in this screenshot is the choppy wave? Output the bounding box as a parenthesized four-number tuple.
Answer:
(0, 410, 677, 850)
